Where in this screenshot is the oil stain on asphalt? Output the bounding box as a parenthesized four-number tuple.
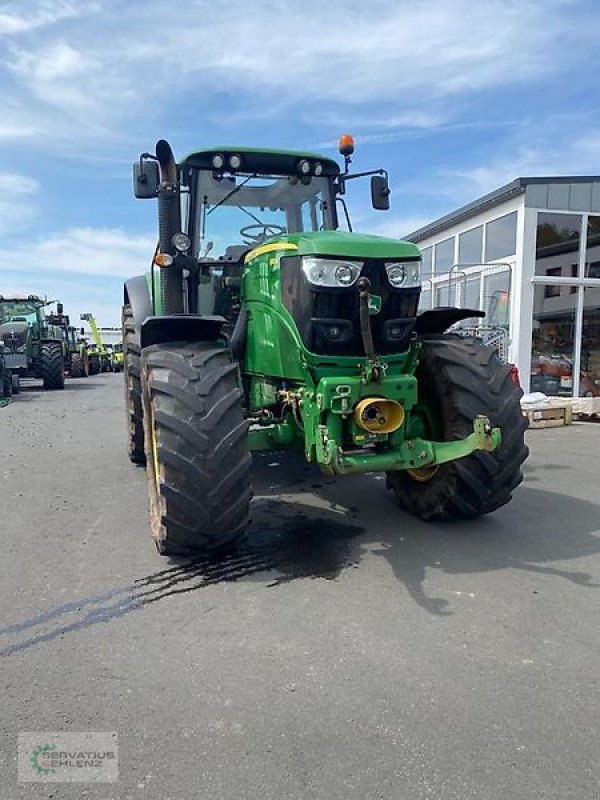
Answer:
(0, 505, 364, 658)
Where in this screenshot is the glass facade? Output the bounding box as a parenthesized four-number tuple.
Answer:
(485, 212, 517, 261)
(484, 269, 511, 327)
(421, 246, 433, 276)
(435, 237, 454, 273)
(531, 283, 577, 396)
(458, 225, 483, 264)
(531, 211, 600, 397)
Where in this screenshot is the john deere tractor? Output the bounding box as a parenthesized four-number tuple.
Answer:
(0, 295, 65, 389)
(124, 137, 527, 556)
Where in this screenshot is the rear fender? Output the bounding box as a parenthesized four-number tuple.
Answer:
(415, 307, 485, 336)
(140, 315, 227, 349)
(124, 275, 153, 341)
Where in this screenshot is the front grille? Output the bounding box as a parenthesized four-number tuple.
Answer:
(0, 326, 28, 353)
(280, 257, 419, 356)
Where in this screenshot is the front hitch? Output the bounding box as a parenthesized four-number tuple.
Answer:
(316, 414, 502, 475)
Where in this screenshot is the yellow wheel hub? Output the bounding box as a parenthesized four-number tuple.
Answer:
(406, 465, 439, 482)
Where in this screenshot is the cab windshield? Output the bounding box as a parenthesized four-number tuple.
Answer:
(0, 301, 40, 325)
(194, 170, 335, 260)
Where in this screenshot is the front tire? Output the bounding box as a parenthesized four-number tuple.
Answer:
(2, 369, 12, 398)
(40, 342, 65, 390)
(141, 341, 252, 556)
(122, 304, 145, 465)
(387, 337, 528, 520)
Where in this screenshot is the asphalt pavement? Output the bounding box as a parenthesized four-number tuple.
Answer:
(1, 374, 599, 800)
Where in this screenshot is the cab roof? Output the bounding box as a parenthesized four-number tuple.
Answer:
(180, 147, 340, 177)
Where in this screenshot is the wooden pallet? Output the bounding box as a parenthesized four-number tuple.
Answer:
(522, 401, 573, 429)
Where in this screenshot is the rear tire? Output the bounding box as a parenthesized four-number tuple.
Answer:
(387, 337, 528, 520)
(122, 304, 145, 465)
(141, 341, 252, 556)
(2, 369, 12, 398)
(40, 342, 65, 390)
(70, 353, 84, 378)
(89, 354, 100, 375)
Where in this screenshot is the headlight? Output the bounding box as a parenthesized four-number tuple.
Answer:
(171, 232, 191, 253)
(302, 257, 362, 288)
(313, 161, 324, 176)
(385, 261, 420, 288)
(298, 159, 311, 175)
(212, 154, 225, 169)
(229, 153, 242, 170)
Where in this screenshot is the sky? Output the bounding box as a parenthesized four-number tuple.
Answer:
(0, 0, 599, 327)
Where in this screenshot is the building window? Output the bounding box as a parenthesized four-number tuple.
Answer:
(485, 212, 517, 261)
(484, 269, 511, 326)
(544, 267, 561, 298)
(434, 237, 454, 273)
(586, 216, 600, 278)
(587, 261, 600, 279)
(458, 225, 483, 264)
(420, 246, 432, 276)
(531, 283, 577, 397)
(535, 212, 582, 277)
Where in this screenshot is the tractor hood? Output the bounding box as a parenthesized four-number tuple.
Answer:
(0, 321, 29, 337)
(248, 230, 420, 261)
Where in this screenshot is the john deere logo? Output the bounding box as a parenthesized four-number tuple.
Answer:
(368, 294, 382, 314)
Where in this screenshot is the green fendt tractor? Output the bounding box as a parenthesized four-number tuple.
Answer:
(0, 295, 65, 390)
(45, 304, 90, 378)
(124, 137, 527, 556)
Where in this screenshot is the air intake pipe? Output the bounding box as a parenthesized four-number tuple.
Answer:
(155, 139, 184, 313)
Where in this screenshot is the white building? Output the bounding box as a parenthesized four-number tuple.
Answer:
(405, 177, 600, 397)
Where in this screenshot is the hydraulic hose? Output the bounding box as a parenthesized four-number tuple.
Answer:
(357, 276, 376, 359)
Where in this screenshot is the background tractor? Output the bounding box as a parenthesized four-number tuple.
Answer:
(0, 295, 65, 390)
(81, 313, 116, 372)
(0, 341, 19, 401)
(124, 136, 528, 556)
(45, 304, 90, 378)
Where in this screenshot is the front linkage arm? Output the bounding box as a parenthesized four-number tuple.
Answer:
(317, 415, 501, 476)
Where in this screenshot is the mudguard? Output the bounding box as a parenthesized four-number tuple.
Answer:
(415, 307, 485, 336)
(140, 315, 227, 349)
(124, 275, 153, 338)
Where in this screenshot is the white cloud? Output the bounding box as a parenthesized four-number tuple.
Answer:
(0, 1, 97, 35)
(0, 0, 593, 154)
(0, 227, 154, 278)
(0, 172, 39, 236)
(446, 131, 600, 200)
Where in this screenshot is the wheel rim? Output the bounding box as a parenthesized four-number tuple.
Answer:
(406, 465, 440, 482)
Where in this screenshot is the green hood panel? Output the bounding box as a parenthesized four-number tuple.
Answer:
(264, 231, 420, 260)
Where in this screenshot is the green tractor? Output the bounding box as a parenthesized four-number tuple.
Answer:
(0, 341, 18, 401)
(45, 305, 90, 378)
(124, 137, 527, 556)
(0, 295, 65, 390)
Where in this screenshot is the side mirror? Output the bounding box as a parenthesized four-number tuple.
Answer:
(57, 302, 64, 315)
(80, 328, 85, 335)
(133, 160, 160, 199)
(371, 175, 390, 210)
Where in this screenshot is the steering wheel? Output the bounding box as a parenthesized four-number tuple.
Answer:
(239, 223, 287, 244)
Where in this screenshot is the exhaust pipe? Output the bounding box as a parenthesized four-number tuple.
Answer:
(354, 397, 405, 434)
(155, 139, 184, 313)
